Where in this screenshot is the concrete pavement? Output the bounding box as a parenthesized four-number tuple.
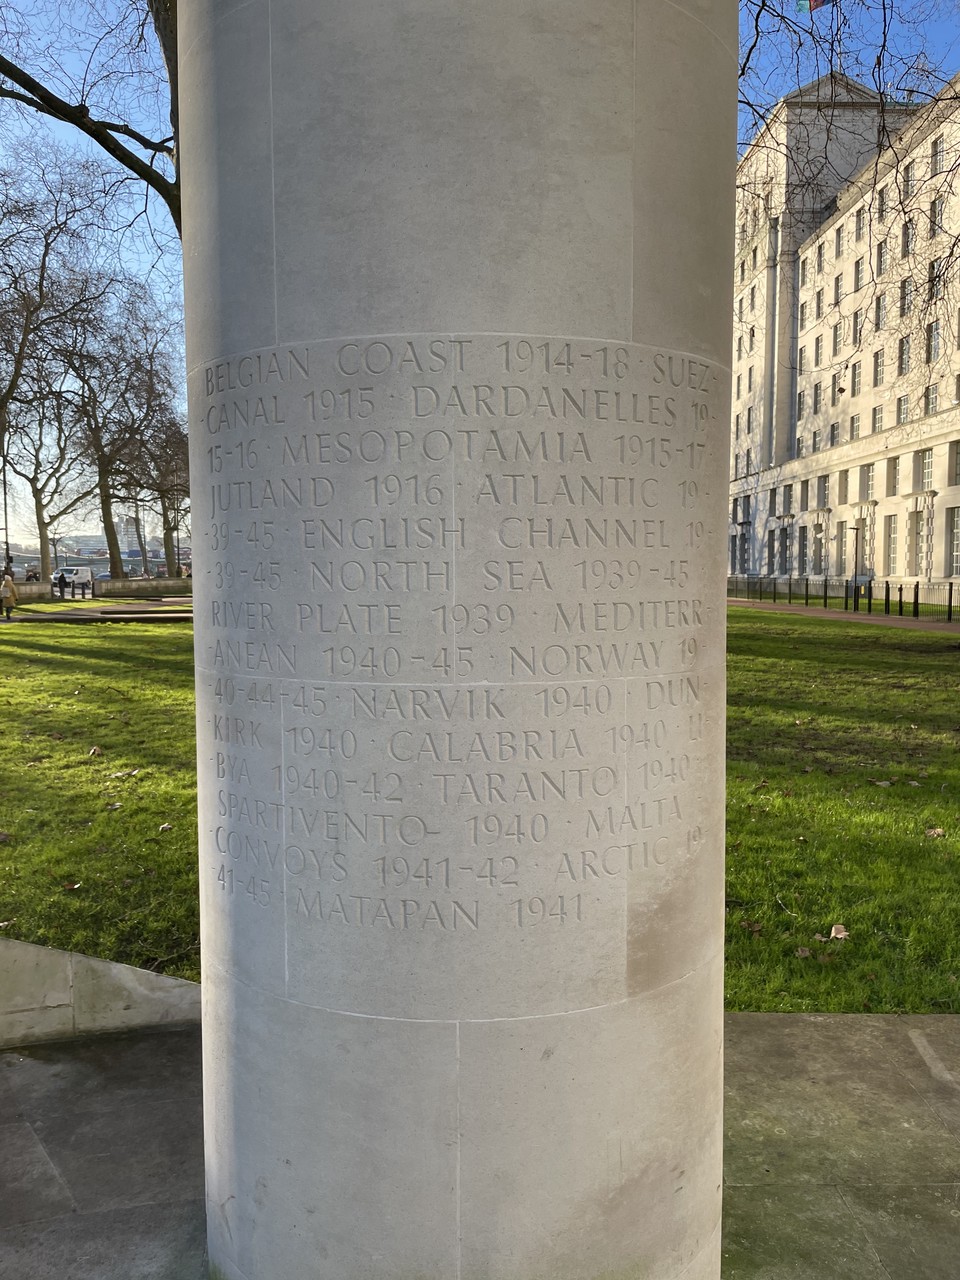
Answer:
(2, 1013, 959, 1278)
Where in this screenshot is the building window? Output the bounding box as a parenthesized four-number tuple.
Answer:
(885, 514, 899, 577)
(837, 520, 848, 574)
(749, 325, 756, 350)
(800, 479, 809, 511)
(875, 293, 887, 329)
(920, 447, 934, 488)
(838, 469, 849, 504)
(854, 256, 865, 289)
(950, 509, 960, 576)
(901, 219, 915, 257)
(904, 161, 916, 197)
(900, 277, 914, 316)
(799, 301, 807, 330)
(896, 394, 909, 425)
(832, 322, 842, 356)
(736, 373, 741, 399)
(816, 242, 824, 273)
(817, 474, 829, 508)
(769, 487, 777, 515)
(796, 389, 805, 419)
(796, 434, 804, 458)
(752, 246, 758, 269)
(735, 412, 741, 437)
(929, 258, 944, 301)
(782, 483, 793, 514)
(831, 372, 840, 405)
(887, 456, 900, 497)
(852, 308, 864, 345)
(931, 133, 945, 176)
(924, 384, 939, 417)
(872, 405, 884, 433)
(898, 334, 911, 376)
(927, 320, 941, 363)
(812, 428, 821, 453)
(737, 297, 744, 321)
(873, 349, 884, 386)
(930, 195, 946, 237)
(750, 284, 756, 311)
(830, 420, 840, 446)
(746, 406, 754, 433)
(953, 443, 960, 486)
(851, 361, 862, 396)
(798, 525, 808, 575)
(813, 382, 822, 413)
(740, 259, 746, 283)
(746, 447, 752, 473)
(878, 186, 888, 220)
(748, 365, 754, 391)
(815, 288, 824, 319)
(798, 346, 806, 374)
(800, 257, 808, 287)
(855, 206, 866, 240)
(834, 273, 843, 305)
(876, 240, 888, 276)
(863, 462, 875, 500)
(737, 336, 743, 360)
(814, 335, 823, 366)
(835, 225, 844, 257)
(850, 413, 861, 440)
(911, 509, 926, 576)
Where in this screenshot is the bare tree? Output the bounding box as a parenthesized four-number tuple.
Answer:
(0, 1, 178, 233)
(0, 154, 115, 570)
(6, 347, 101, 578)
(63, 278, 179, 578)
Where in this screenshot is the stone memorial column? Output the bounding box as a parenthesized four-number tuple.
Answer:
(179, 2, 735, 1277)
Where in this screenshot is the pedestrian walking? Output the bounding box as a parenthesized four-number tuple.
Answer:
(1, 574, 17, 621)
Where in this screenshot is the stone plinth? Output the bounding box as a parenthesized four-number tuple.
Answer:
(179, 2, 735, 1276)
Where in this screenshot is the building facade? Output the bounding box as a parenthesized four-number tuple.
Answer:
(730, 73, 960, 582)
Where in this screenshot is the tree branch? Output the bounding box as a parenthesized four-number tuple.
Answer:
(0, 52, 180, 234)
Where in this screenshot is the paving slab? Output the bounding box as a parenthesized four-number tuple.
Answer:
(0, 1014, 958, 1278)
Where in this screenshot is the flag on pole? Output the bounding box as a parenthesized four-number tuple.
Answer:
(796, 0, 833, 11)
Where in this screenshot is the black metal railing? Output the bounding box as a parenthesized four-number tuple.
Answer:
(727, 575, 957, 622)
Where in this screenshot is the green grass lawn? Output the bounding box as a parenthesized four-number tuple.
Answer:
(0, 622, 200, 981)
(2, 610, 959, 1010)
(726, 607, 960, 1013)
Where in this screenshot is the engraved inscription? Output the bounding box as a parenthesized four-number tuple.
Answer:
(190, 333, 726, 979)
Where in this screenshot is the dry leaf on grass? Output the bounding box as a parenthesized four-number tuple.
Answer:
(830, 924, 850, 940)
(926, 827, 946, 838)
(105, 802, 122, 811)
(159, 823, 173, 832)
(88, 745, 102, 757)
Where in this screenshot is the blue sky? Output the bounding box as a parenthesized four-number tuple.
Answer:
(738, 0, 960, 144)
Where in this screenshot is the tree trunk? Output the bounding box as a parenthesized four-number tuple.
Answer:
(32, 488, 51, 579)
(159, 491, 178, 575)
(134, 506, 150, 574)
(99, 470, 124, 578)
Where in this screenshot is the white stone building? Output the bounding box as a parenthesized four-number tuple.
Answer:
(730, 72, 960, 583)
